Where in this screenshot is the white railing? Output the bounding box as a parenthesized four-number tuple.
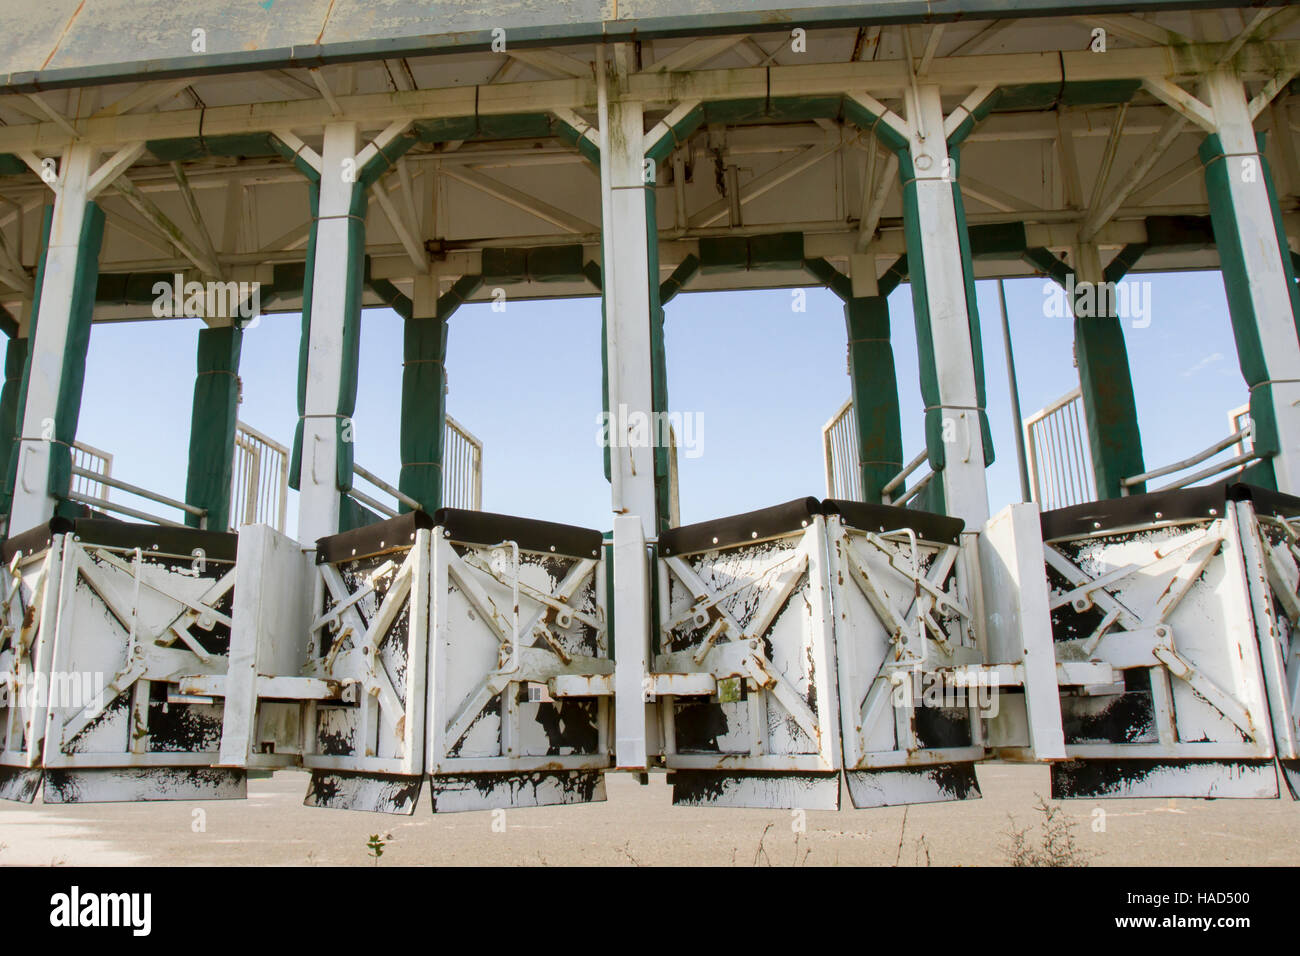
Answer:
(232, 420, 289, 532)
(70, 440, 113, 501)
(822, 398, 860, 501)
(350, 463, 422, 519)
(1024, 387, 1096, 510)
(881, 448, 933, 507)
(1121, 421, 1261, 495)
(443, 413, 483, 512)
(67, 468, 206, 528)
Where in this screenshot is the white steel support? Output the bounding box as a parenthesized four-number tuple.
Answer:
(906, 85, 989, 529)
(1202, 70, 1300, 495)
(10, 144, 96, 532)
(297, 122, 359, 545)
(612, 514, 651, 769)
(598, 61, 657, 534)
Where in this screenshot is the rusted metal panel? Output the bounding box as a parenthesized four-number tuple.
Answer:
(655, 500, 840, 808)
(0, 530, 63, 801)
(425, 514, 612, 811)
(1042, 488, 1281, 799)
(828, 507, 987, 808)
(36, 526, 246, 803)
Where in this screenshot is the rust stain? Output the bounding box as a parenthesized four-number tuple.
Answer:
(315, 0, 340, 46)
(40, 0, 86, 71)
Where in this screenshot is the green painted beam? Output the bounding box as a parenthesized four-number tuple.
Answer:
(845, 296, 903, 503)
(184, 325, 242, 530)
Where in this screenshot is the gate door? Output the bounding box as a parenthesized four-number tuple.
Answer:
(298, 512, 432, 813)
(1232, 484, 1300, 797)
(1042, 486, 1279, 799)
(655, 498, 840, 809)
(826, 500, 986, 808)
(0, 520, 67, 801)
(39, 520, 244, 802)
(426, 509, 611, 812)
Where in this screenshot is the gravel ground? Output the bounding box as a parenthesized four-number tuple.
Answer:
(0, 762, 1296, 866)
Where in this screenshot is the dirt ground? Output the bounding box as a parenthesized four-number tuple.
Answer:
(0, 762, 1296, 866)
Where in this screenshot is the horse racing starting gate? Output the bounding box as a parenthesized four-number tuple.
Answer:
(2, 485, 1300, 813)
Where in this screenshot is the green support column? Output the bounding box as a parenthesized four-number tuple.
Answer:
(398, 273, 482, 513)
(184, 325, 242, 530)
(0, 333, 29, 519)
(1200, 125, 1300, 492)
(844, 296, 903, 503)
(1070, 247, 1146, 499)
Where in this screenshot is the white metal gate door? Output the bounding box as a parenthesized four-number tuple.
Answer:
(426, 509, 611, 812)
(654, 498, 840, 809)
(826, 500, 987, 807)
(1042, 485, 1279, 799)
(0, 521, 66, 801)
(1232, 484, 1300, 798)
(40, 521, 244, 803)
(299, 512, 432, 813)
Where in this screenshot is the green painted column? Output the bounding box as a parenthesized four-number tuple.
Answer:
(1070, 246, 1146, 499)
(0, 333, 29, 519)
(398, 274, 481, 513)
(844, 296, 903, 503)
(184, 325, 243, 530)
(1199, 113, 1300, 492)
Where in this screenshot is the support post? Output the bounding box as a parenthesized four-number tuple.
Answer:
(844, 295, 903, 503)
(294, 122, 364, 544)
(598, 68, 658, 534)
(184, 325, 242, 530)
(397, 273, 484, 514)
(1071, 242, 1146, 498)
(0, 299, 32, 520)
(896, 85, 991, 526)
(1200, 69, 1300, 494)
(10, 145, 104, 532)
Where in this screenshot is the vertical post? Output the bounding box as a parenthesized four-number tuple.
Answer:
(598, 61, 657, 534)
(399, 274, 449, 513)
(844, 294, 903, 503)
(1071, 243, 1145, 498)
(997, 280, 1032, 503)
(0, 298, 32, 519)
(10, 145, 104, 532)
(599, 49, 658, 771)
(1200, 69, 1300, 494)
(897, 85, 991, 527)
(296, 122, 362, 545)
(184, 325, 242, 530)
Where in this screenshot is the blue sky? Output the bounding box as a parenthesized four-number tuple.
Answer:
(79, 270, 1246, 535)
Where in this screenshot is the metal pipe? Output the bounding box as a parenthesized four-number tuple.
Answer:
(998, 279, 1032, 503)
(881, 448, 929, 498)
(72, 466, 205, 517)
(1122, 428, 1253, 488)
(352, 463, 421, 512)
(1149, 450, 1263, 494)
(66, 491, 187, 528)
(595, 43, 623, 516)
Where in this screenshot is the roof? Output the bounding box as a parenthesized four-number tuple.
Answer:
(1, 0, 1268, 92)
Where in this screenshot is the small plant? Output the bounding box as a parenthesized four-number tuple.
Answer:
(366, 832, 392, 866)
(1002, 795, 1092, 867)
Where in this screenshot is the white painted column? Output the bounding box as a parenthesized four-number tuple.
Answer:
(1203, 70, 1300, 494)
(906, 85, 989, 528)
(599, 88, 658, 534)
(598, 54, 658, 770)
(297, 122, 359, 545)
(10, 145, 96, 532)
